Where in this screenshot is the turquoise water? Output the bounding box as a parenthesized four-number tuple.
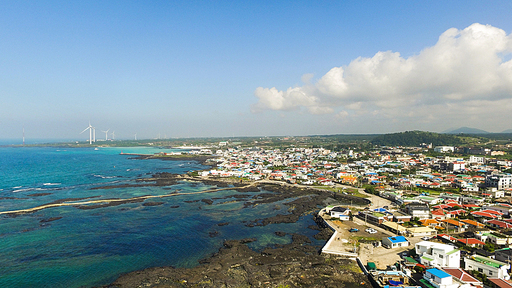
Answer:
(0, 146, 322, 287)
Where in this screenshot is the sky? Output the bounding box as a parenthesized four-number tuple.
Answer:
(1, 1, 512, 141)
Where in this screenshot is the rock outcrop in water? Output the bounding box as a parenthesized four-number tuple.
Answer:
(99, 177, 371, 288)
(101, 236, 370, 288)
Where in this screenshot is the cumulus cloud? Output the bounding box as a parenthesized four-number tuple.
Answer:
(252, 23, 512, 130)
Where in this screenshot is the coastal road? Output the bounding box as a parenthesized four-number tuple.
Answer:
(332, 183, 393, 209)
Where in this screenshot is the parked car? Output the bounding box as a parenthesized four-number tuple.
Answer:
(421, 236, 431, 241)
(367, 228, 377, 234)
(349, 228, 359, 232)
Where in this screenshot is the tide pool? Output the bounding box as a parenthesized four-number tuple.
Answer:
(0, 147, 322, 287)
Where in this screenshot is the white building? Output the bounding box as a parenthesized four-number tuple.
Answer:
(486, 174, 512, 190)
(468, 156, 485, 164)
(434, 146, 455, 153)
(415, 241, 460, 268)
(464, 255, 510, 280)
(329, 206, 351, 221)
(423, 268, 458, 288)
(404, 204, 431, 219)
(382, 236, 409, 249)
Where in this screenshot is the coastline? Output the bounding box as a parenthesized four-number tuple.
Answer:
(96, 172, 371, 288)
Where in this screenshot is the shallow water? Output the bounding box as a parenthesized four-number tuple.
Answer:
(0, 146, 323, 287)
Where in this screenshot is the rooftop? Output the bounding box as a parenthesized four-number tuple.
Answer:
(388, 235, 408, 243)
(471, 255, 506, 268)
(427, 268, 452, 279)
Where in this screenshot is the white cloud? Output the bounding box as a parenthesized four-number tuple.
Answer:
(252, 23, 512, 131)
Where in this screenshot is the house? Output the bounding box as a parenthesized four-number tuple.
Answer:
(464, 255, 510, 280)
(457, 238, 485, 248)
(329, 206, 351, 221)
(486, 174, 512, 190)
(415, 241, 460, 268)
(494, 248, 512, 264)
(487, 220, 512, 230)
(382, 235, 409, 249)
(437, 234, 458, 243)
(472, 210, 502, 219)
(422, 268, 458, 288)
(371, 270, 414, 288)
(442, 268, 483, 288)
(440, 219, 468, 232)
(488, 278, 512, 288)
(421, 219, 442, 229)
(382, 221, 408, 235)
(406, 226, 437, 237)
(404, 203, 431, 219)
(484, 204, 512, 216)
(459, 219, 485, 229)
(391, 211, 412, 223)
(435, 146, 455, 153)
(358, 211, 392, 224)
(477, 232, 511, 245)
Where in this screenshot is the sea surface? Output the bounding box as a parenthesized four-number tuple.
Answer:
(0, 146, 323, 287)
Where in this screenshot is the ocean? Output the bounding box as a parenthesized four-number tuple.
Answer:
(0, 146, 323, 287)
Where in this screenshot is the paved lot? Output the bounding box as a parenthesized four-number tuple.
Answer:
(322, 210, 423, 270)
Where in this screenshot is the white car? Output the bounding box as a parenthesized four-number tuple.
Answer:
(366, 228, 378, 234)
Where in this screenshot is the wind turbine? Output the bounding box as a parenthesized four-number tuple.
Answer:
(80, 122, 94, 144)
(102, 129, 110, 141)
(111, 131, 115, 140)
(134, 133, 137, 141)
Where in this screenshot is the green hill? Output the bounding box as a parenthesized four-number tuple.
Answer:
(370, 131, 471, 147)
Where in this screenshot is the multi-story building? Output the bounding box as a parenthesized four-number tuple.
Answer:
(415, 241, 460, 268)
(404, 203, 430, 220)
(464, 255, 510, 280)
(486, 174, 512, 190)
(435, 146, 455, 153)
(422, 268, 458, 288)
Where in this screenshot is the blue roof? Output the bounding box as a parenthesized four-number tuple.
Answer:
(426, 268, 451, 279)
(388, 236, 407, 243)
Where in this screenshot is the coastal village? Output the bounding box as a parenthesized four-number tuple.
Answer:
(162, 139, 512, 288)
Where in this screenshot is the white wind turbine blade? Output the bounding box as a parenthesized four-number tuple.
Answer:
(80, 126, 90, 134)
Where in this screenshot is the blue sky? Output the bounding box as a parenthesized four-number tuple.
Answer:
(1, 1, 512, 141)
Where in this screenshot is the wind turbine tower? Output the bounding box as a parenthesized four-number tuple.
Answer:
(80, 122, 94, 144)
(111, 131, 115, 140)
(102, 129, 110, 141)
(134, 133, 137, 141)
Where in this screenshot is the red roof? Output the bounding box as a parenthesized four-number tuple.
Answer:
(442, 219, 466, 227)
(457, 238, 485, 246)
(463, 204, 480, 208)
(487, 220, 512, 229)
(447, 202, 462, 208)
(432, 210, 446, 216)
(489, 278, 512, 288)
(443, 268, 482, 284)
(437, 234, 457, 241)
(447, 209, 466, 215)
(480, 209, 504, 215)
(471, 211, 499, 218)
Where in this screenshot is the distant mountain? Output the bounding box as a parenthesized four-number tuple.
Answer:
(443, 127, 489, 134)
(502, 129, 512, 133)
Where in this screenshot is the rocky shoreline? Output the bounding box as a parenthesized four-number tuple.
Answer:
(98, 173, 371, 288)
